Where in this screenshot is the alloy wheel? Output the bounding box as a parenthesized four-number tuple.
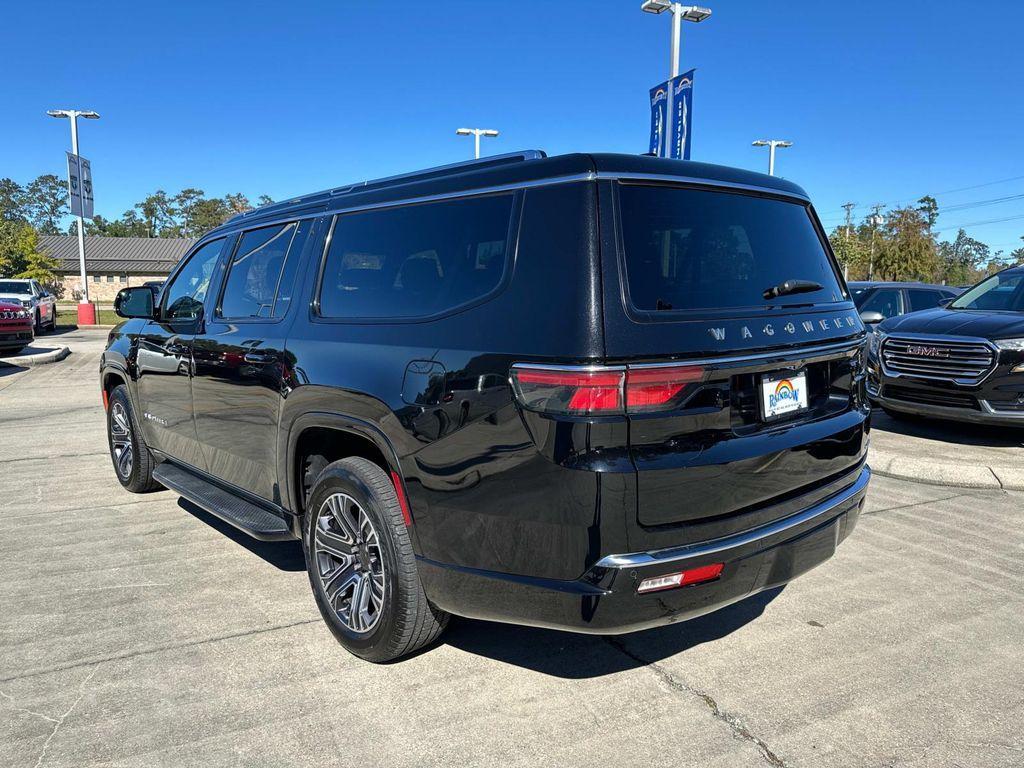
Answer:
(314, 493, 386, 634)
(109, 402, 134, 479)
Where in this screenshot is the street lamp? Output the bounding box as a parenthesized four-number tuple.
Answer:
(456, 127, 499, 159)
(47, 109, 100, 309)
(640, 2, 712, 79)
(751, 139, 792, 176)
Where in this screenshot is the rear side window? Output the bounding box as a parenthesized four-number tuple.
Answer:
(907, 289, 944, 311)
(318, 194, 514, 320)
(617, 185, 844, 313)
(219, 221, 311, 319)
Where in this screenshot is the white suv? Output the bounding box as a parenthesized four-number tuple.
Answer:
(0, 279, 57, 333)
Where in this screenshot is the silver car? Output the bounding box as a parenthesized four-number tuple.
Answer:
(0, 279, 57, 333)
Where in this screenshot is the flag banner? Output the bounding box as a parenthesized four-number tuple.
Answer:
(648, 82, 670, 157)
(670, 69, 695, 160)
(66, 152, 83, 217)
(79, 156, 94, 219)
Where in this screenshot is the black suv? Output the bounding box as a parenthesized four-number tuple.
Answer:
(868, 266, 1024, 425)
(102, 151, 871, 662)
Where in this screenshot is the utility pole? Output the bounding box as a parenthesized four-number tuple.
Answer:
(868, 204, 885, 281)
(841, 202, 856, 279)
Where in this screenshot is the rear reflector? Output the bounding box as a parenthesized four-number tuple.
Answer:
(390, 471, 413, 527)
(102, 390, 109, 411)
(637, 563, 724, 593)
(511, 363, 706, 416)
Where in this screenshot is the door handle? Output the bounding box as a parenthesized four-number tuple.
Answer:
(243, 351, 275, 364)
(165, 342, 189, 356)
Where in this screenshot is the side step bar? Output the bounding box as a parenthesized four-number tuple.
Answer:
(154, 462, 293, 541)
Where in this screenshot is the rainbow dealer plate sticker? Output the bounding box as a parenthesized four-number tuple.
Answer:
(761, 371, 808, 419)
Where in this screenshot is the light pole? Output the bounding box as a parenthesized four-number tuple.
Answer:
(641, 1, 712, 78)
(641, 2, 711, 157)
(456, 128, 499, 159)
(752, 139, 792, 176)
(47, 108, 99, 306)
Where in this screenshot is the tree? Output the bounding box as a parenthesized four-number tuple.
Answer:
(0, 178, 26, 221)
(829, 226, 869, 279)
(916, 195, 939, 230)
(16, 234, 60, 289)
(224, 193, 252, 215)
(23, 174, 67, 234)
(135, 191, 177, 237)
(0, 220, 40, 277)
(190, 197, 231, 235)
(875, 206, 938, 281)
(937, 229, 989, 285)
(257, 195, 274, 207)
(1009, 237, 1024, 266)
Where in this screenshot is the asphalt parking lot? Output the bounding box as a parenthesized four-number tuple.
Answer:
(2, 328, 1023, 768)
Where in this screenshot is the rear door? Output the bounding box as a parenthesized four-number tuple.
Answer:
(598, 180, 867, 533)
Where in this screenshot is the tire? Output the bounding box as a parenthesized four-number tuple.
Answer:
(303, 457, 448, 662)
(33, 310, 41, 334)
(106, 385, 160, 493)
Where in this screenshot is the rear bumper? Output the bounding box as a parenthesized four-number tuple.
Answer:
(419, 465, 870, 634)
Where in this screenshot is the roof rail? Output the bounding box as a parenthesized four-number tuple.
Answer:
(224, 149, 546, 225)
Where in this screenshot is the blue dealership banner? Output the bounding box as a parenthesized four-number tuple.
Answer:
(648, 69, 695, 160)
(648, 83, 669, 157)
(671, 69, 694, 160)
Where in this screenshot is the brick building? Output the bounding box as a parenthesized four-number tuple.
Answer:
(40, 235, 194, 302)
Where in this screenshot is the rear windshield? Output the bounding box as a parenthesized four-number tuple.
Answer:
(0, 281, 30, 295)
(618, 185, 845, 312)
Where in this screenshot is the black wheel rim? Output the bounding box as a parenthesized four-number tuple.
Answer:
(109, 402, 134, 479)
(314, 493, 386, 634)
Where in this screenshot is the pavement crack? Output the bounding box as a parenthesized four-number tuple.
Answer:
(0, 618, 323, 684)
(862, 493, 965, 516)
(0, 687, 59, 724)
(32, 663, 99, 768)
(605, 637, 791, 767)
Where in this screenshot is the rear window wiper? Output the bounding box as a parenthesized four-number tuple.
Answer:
(762, 279, 824, 301)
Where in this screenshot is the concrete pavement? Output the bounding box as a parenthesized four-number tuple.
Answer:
(1, 328, 1022, 767)
(870, 409, 1024, 489)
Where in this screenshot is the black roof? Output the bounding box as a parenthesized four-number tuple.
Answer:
(40, 235, 195, 275)
(208, 151, 810, 238)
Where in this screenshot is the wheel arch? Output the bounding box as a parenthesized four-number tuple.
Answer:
(285, 412, 407, 523)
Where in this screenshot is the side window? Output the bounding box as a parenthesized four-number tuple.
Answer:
(858, 288, 902, 319)
(318, 194, 514, 319)
(907, 289, 943, 312)
(162, 239, 225, 321)
(218, 220, 311, 319)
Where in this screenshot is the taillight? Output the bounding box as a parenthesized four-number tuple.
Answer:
(510, 367, 625, 415)
(637, 563, 724, 593)
(511, 363, 706, 416)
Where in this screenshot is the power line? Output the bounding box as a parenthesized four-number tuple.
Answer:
(818, 172, 1024, 217)
(933, 213, 1024, 233)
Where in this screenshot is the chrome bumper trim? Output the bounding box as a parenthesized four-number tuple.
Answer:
(595, 465, 871, 569)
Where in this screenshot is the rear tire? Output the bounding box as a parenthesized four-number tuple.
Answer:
(106, 385, 160, 493)
(303, 457, 448, 662)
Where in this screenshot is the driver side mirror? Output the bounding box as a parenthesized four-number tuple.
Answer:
(114, 286, 156, 320)
(859, 310, 885, 325)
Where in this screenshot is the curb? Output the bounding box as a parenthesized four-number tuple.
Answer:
(870, 449, 1024, 490)
(0, 346, 71, 368)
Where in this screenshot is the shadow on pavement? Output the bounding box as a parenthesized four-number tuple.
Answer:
(872, 408, 1024, 447)
(442, 587, 783, 678)
(177, 498, 306, 571)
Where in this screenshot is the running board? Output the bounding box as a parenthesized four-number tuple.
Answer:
(154, 462, 293, 541)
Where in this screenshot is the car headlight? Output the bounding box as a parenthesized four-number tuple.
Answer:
(994, 338, 1024, 351)
(16, 309, 29, 319)
(868, 329, 887, 357)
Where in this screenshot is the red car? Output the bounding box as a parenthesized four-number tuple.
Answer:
(0, 300, 34, 356)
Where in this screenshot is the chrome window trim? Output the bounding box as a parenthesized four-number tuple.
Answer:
(595, 465, 870, 569)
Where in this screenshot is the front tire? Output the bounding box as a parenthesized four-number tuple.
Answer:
(304, 457, 448, 662)
(106, 385, 160, 493)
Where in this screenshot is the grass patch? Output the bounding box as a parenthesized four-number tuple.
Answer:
(57, 307, 121, 326)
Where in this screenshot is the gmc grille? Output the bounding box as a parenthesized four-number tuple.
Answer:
(881, 336, 995, 384)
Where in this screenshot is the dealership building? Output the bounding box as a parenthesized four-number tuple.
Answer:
(40, 235, 193, 302)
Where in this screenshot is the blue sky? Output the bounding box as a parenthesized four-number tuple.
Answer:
(2, 0, 1023, 253)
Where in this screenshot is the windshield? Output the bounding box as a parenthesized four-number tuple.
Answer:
(0, 281, 30, 295)
(618, 184, 845, 312)
(950, 272, 1024, 311)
